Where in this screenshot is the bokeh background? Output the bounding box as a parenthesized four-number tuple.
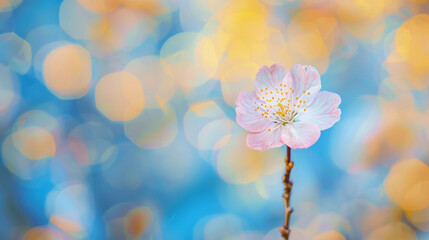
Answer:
(1, 0, 429, 239)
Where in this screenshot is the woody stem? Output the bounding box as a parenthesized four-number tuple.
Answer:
(280, 146, 294, 240)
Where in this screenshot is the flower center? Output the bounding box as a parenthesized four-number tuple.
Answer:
(254, 85, 311, 131)
(275, 103, 297, 125)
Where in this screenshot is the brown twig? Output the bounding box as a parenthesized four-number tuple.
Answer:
(280, 146, 294, 240)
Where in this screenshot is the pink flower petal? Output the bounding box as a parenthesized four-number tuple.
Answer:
(281, 121, 320, 149)
(297, 91, 341, 130)
(254, 64, 293, 95)
(246, 124, 284, 151)
(236, 91, 271, 132)
(291, 64, 321, 103)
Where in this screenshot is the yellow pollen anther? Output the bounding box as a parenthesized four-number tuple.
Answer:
(302, 91, 305, 93)
(268, 129, 271, 131)
(265, 88, 268, 90)
(277, 103, 286, 116)
(304, 109, 306, 111)
(307, 92, 310, 95)
(261, 89, 263, 92)
(295, 97, 298, 100)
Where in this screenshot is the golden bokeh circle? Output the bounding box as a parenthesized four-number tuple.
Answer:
(385, 158, 429, 211)
(12, 127, 56, 160)
(43, 44, 92, 99)
(95, 71, 145, 121)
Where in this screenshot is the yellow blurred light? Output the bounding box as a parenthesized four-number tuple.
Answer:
(384, 49, 429, 90)
(384, 123, 414, 149)
(12, 127, 56, 160)
(216, 0, 267, 22)
(312, 231, 345, 240)
(194, 36, 219, 76)
(356, 94, 423, 169)
(216, 1, 272, 66)
(95, 71, 145, 121)
(0, 0, 11, 10)
(213, 0, 291, 82)
(217, 133, 263, 184)
(210, 0, 292, 87)
(189, 101, 225, 118)
(76, 0, 121, 13)
(216, 131, 284, 184)
(362, 122, 417, 168)
(45, 183, 93, 238)
(220, 10, 268, 45)
(337, 0, 390, 22)
(367, 221, 416, 240)
(122, 0, 170, 15)
(23, 227, 62, 240)
(336, 0, 400, 41)
(286, 9, 338, 74)
(405, 206, 429, 231)
(385, 158, 429, 211)
(396, 14, 429, 68)
(50, 215, 83, 233)
(123, 207, 153, 237)
(408, 0, 429, 3)
(216, 27, 290, 85)
(305, 213, 351, 237)
(260, 0, 296, 6)
(361, 206, 402, 238)
(43, 44, 92, 99)
(221, 73, 254, 106)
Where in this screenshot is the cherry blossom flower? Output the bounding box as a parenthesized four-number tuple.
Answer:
(236, 64, 341, 150)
